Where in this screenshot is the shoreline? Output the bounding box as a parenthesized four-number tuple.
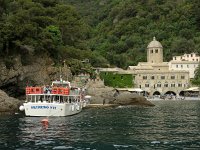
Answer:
(85, 104, 119, 108)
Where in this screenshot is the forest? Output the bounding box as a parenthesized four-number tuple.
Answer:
(1, 0, 200, 73)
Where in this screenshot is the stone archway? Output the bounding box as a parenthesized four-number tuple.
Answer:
(143, 91, 150, 96)
(179, 91, 184, 96)
(165, 91, 176, 96)
(153, 91, 161, 96)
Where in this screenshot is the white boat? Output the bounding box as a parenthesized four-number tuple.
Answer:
(19, 80, 86, 116)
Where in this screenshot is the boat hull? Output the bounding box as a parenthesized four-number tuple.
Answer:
(23, 102, 82, 116)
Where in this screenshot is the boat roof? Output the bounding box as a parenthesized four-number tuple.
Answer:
(52, 80, 70, 84)
(51, 80, 71, 88)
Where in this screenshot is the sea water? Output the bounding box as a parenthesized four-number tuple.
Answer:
(0, 100, 200, 149)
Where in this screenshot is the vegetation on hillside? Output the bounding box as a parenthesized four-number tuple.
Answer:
(192, 66, 200, 87)
(1, 0, 200, 77)
(64, 0, 200, 69)
(100, 72, 133, 88)
(0, 0, 93, 75)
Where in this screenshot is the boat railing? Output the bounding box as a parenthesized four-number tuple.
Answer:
(25, 93, 83, 103)
(26, 86, 83, 96)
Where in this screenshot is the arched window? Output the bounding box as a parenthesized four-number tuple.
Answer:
(164, 82, 168, 87)
(157, 82, 161, 87)
(155, 49, 158, 53)
(145, 83, 149, 87)
(171, 83, 175, 87)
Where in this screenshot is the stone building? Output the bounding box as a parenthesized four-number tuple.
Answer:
(127, 37, 190, 96)
(169, 53, 200, 79)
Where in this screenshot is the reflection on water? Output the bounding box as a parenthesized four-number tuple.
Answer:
(0, 100, 200, 149)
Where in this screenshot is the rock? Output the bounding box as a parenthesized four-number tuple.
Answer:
(0, 55, 72, 114)
(86, 80, 154, 107)
(0, 55, 72, 97)
(0, 90, 21, 115)
(110, 92, 155, 106)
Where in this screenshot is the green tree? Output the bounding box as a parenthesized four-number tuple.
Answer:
(192, 64, 200, 87)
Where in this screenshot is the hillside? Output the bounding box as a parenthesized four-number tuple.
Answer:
(1, 0, 200, 70)
(0, 0, 93, 75)
(64, 0, 200, 68)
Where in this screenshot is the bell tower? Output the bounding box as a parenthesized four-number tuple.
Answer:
(147, 37, 163, 63)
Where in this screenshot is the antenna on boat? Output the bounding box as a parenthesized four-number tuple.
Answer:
(59, 64, 63, 83)
(63, 60, 68, 81)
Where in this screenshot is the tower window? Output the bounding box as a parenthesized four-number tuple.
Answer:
(155, 49, 158, 53)
(151, 50, 153, 53)
(145, 84, 149, 87)
(151, 76, 155, 79)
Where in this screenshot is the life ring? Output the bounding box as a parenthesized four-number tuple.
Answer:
(19, 105, 25, 111)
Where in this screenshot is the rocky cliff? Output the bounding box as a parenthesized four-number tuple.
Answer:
(0, 90, 21, 115)
(0, 55, 72, 114)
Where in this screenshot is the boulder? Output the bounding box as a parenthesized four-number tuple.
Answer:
(110, 91, 155, 106)
(86, 80, 154, 107)
(0, 90, 21, 115)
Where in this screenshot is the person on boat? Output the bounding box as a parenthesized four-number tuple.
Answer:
(43, 85, 46, 94)
(47, 85, 52, 94)
(44, 85, 51, 94)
